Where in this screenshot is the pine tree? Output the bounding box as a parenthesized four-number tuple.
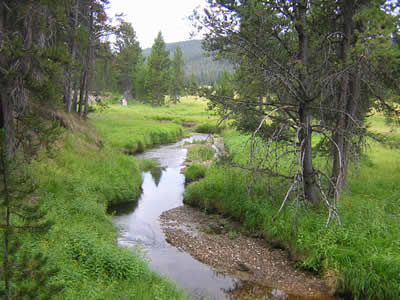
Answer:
(146, 32, 170, 106)
(169, 46, 185, 104)
(0, 122, 61, 299)
(0, 1, 68, 296)
(114, 20, 142, 99)
(134, 57, 148, 102)
(186, 73, 199, 96)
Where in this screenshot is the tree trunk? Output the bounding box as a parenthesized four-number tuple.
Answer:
(71, 77, 79, 113)
(295, 1, 319, 205)
(299, 103, 319, 205)
(331, 0, 354, 193)
(78, 69, 87, 116)
(0, 96, 15, 157)
(63, 0, 79, 113)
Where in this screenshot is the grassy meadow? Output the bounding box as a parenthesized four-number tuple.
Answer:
(18, 97, 218, 299)
(184, 114, 400, 299)
(90, 96, 219, 153)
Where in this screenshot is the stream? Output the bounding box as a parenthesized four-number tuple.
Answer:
(110, 135, 331, 300)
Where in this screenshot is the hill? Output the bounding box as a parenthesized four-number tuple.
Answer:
(143, 40, 233, 85)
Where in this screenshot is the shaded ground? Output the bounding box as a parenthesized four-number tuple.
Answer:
(160, 205, 338, 299)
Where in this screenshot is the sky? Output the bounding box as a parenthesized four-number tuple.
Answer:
(106, 0, 206, 49)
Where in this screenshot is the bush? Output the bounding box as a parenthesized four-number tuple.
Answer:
(184, 164, 207, 184)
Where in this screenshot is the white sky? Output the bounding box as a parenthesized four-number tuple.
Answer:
(106, 0, 206, 49)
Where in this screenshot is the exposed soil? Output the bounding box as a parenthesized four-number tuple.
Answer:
(160, 205, 338, 299)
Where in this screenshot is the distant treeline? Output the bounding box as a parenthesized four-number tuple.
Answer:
(142, 40, 233, 86)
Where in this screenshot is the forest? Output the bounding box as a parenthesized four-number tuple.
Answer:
(0, 0, 400, 299)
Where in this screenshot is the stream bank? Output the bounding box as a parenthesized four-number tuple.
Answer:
(161, 205, 338, 300)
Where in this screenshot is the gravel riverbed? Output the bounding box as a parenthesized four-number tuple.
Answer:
(160, 205, 338, 299)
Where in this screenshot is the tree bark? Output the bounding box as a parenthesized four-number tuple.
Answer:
(0, 96, 16, 157)
(64, 0, 79, 113)
(295, 0, 319, 205)
(0, 3, 16, 158)
(71, 77, 79, 113)
(331, 0, 354, 193)
(299, 103, 319, 206)
(78, 69, 87, 116)
(83, 6, 95, 119)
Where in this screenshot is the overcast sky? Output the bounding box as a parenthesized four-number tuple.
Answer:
(107, 0, 205, 49)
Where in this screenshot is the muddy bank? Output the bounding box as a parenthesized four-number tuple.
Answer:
(160, 205, 338, 299)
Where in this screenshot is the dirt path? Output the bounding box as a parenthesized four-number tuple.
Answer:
(160, 205, 338, 299)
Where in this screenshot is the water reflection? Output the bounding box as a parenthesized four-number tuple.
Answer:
(107, 200, 139, 216)
(149, 166, 164, 186)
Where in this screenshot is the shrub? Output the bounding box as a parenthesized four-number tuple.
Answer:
(184, 164, 207, 184)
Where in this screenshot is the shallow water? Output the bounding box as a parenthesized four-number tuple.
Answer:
(110, 135, 332, 300)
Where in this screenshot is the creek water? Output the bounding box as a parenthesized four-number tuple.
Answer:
(110, 135, 327, 300)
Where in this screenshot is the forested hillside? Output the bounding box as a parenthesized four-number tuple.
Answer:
(143, 40, 233, 85)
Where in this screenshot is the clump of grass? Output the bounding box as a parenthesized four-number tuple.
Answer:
(187, 144, 215, 162)
(184, 164, 207, 184)
(184, 139, 207, 146)
(194, 122, 221, 134)
(228, 231, 238, 240)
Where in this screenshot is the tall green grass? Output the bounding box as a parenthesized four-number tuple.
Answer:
(187, 144, 215, 162)
(184, 125, 400, 299)
(184, 164, 208, 184)
(29, 129, 189, 299)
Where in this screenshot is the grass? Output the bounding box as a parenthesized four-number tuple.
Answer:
(186, 144, 215, 162)
(184, 164, 208, 184)
(90, 96, 218, 153)
(184, 115, 400, 299)
(194, 122, 223, 134)
(9, 97, 219, 299)
(23, 126, 189, 299)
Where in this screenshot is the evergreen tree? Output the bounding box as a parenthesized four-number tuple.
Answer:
(114, 20, 142, 99)
(134, 57, 148, 102)
(169, 46, 185, 104)
(186, 73, 199, 96)
(195, 0, 400, 208)
(214, 71, 234, 98)
(94, 41, 117, 93)
(145, 32, 170, 106)
(0, 130, 60, 299)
